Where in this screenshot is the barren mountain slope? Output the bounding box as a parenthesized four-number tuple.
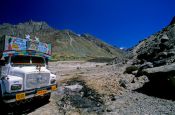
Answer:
(133, 17, 175, 66)
(0, 21, 124, 60)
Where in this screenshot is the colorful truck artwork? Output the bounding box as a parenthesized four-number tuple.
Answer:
(1, 36, 52, 58)
(27, 41, 52, 55)
(6, 37, 27, 51)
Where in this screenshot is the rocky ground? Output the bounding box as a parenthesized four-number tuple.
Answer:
(26, 61, 175, 115)
(1, 61, 175, 115)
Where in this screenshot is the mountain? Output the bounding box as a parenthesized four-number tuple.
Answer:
(133, 16, 175, 67)
(128, 16, 175, 88)
(0, 21, 124, 60)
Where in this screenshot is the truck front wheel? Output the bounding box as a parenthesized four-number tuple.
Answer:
(0, 85, 3, 104)
(43, 93, 51, 102)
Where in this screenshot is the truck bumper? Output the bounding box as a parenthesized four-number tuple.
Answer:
(2, 84, 57, 103)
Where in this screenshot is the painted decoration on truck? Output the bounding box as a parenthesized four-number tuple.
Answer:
(5, 37, 27, 51)
(27, 41, 38, 51)
(38, 42, 51, 55)
(27, 41, 51, 55)
(3, 36, 52, 58)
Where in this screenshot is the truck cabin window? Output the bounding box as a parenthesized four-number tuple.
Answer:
(11, 56, 45, 66)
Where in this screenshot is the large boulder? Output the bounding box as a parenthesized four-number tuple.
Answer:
(143, 63, 175, 75)
(141, 63, 175, 88)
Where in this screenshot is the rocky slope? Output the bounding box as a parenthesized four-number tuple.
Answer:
(127, 16, 175, 90)
(134, 16, 175, 66)
(0, 21, 124, 60)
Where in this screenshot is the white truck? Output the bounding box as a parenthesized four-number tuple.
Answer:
(0, 35, 57, 105)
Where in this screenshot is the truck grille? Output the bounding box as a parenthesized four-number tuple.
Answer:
(26, 73, 50, 89)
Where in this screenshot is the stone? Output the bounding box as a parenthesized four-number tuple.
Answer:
(140, 62, 153, 69)
(132, 70, 138, 75)
(64, 84, 83, 92)
(153, 60, 166, 67)
(138, 75, 149, 83)
(142, 63, 175, 75)
(119, 79, 128, 89)
(158, 52, 168, 58)
(161, 34, 169, 43)
(167, 51, 175, 57)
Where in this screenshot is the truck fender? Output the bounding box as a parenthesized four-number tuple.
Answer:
(0, 80, 6, 97)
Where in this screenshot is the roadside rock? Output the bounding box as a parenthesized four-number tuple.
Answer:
(141, 63, 175, 87)
(161, 34, 169, 43)
(153, 60, 167, 67)
(140, 62, 153, 69)
(64, 84, 83, 92)
(143, 63, 175, 75)
(157, 52, 168, 58)
(131, 70, 138, 75)
(119, 79, 128, 89)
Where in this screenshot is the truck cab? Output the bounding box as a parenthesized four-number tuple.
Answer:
(0, 35, 57, 104)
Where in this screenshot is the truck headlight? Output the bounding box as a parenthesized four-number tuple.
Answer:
(50, 79, 56, 84)
(11, 84, 22, 90)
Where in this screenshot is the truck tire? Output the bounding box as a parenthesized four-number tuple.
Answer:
(43, 93, 51, 102)
(0, 85, 3, 103)
(0, 84, 5, 106)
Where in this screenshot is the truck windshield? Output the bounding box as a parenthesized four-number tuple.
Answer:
(11, 56, 45, 66)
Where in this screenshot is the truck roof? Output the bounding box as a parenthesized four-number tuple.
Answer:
(0, 35, 52, 59)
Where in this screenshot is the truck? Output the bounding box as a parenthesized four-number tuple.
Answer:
(0, 35, 57, 105)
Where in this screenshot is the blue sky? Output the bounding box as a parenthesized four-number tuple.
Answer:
(0, 0, 175, 48)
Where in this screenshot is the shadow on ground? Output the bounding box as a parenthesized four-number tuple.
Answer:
(0, 99, 49, 115)
(135, 80, 175, 101)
